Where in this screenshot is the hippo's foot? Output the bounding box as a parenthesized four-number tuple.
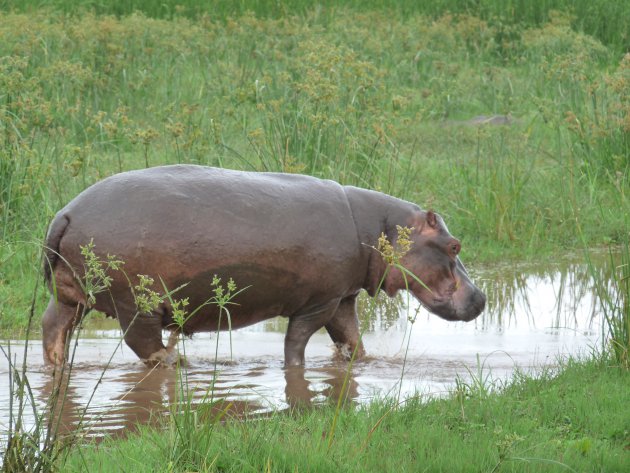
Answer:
(143, 331, 185, 367)
(324, 296, 366, 364)
(144, 347, 185, 367)
(332, 342, 366, 362)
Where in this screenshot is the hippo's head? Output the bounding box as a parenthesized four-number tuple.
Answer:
(383, 210, 486, 322)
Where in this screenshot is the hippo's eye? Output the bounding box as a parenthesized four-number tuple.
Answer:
(449, 241, 461, 256)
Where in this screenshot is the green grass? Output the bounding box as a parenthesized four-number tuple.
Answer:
(587, 238, 630, 368)
(1, 2, 628, 333)
(58, 356, 630, 472)
(1, 6, 628, 470)
(2, 0, 629, 53)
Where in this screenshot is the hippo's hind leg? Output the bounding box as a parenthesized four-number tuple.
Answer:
(119, 311, 173, 366)
(325, 295, 366, 361)
(42, 297, 85, 365)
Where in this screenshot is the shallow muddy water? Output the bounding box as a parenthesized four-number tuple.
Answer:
(0, 252, 617, 442)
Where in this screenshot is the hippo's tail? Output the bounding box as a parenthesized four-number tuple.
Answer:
(43, 213, 70, 286)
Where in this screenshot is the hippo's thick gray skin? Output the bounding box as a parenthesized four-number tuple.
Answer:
(42, 165, 485, 366)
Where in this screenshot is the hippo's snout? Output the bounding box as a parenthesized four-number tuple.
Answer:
(457, 288, 486, 321)
(421, 281, 486, 322)
(446, 258, 486, 322)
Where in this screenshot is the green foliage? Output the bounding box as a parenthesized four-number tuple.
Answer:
(588, 238, 630, 368)
(79, 239, 123, 307)
(0, 0, 628, 332)
(376, 225, 413, 267)
(1, 0, 629, 53)
(132, 274, 163, 314)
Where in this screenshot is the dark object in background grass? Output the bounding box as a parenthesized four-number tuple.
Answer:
(461, 115, 516, 126)
(41, 165, 485, 368)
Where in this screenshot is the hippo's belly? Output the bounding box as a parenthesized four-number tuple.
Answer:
(55, 165, 364, 327)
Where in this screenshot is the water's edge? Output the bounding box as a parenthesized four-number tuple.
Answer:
(0, 252, 615, 439)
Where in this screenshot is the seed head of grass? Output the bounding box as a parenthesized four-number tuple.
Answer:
(376, 226, 413, 266)
(133, 274, 163, 314)
(79, 239, 123, 307)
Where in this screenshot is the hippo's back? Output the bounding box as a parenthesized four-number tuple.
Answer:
(52, 165, 363, 306)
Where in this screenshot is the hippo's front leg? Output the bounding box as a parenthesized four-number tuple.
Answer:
(119, 310, 171, 365)
(325, 295, 365, 361)
(285, 299, 341, 367)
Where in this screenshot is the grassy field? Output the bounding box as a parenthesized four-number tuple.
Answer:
(0, 1, 628, 333)
(3, 0, 629, 53)
(0, 3, 629, 471)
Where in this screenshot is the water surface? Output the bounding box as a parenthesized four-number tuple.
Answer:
(0, 253, 616, 441)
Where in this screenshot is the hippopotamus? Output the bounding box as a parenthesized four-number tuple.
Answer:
(42, 165, 485, 367)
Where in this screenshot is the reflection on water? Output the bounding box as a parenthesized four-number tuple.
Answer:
(0, 252, 620, 442)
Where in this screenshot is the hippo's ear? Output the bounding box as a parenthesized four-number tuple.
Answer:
(426, 210, 438, 228)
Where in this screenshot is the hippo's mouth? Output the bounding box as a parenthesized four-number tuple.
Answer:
(415, 290, 485, 322)
(426, 298, 460, 321)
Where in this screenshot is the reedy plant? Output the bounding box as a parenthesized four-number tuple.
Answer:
(1, 237, 249, 471)
(327, 226, 427, 448)
(0, 282, 54, 473)
(158, 275, 248, 471)
(0, 0, 628, 337)
(588, 239, 630, 368)
(1, 240, 124, 472)
(2, 1, 629, 54)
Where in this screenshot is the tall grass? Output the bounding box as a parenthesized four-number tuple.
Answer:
(588, 239, 630, 368)
(0, 1, 628, 330)
(610, 241, 630, 366)
(0, 243, 116, 472)
(0, 283, 61, 473)
(1, 243, 249, 471)
(1, 0, 628, 53)
(1, 5, 627, 471)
